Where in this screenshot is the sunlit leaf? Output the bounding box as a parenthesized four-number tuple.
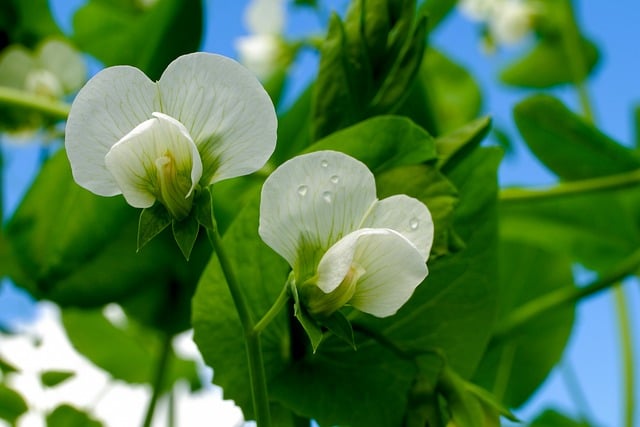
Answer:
(0, 384, 28, 424)
(46, 404, 103, 427)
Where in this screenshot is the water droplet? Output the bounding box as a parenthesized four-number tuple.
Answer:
(322, 191, 333, 203)
(321, 159, 329, 168)
(297, 185, 308, 196)
(330, 175, 340, 184)
(409, 218, 419, 230)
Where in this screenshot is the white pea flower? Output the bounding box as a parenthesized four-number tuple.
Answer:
(235, 0, 290, 80)
(459, 0, 535, 47)
(65, 52, 277, 221)
(259, 151, 434, 318)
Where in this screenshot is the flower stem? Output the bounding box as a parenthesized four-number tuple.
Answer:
(500, 168, 640, 203)
(614, 285, 635, 427)
(207, 226, 272, 427)
(253, 282, 290, 335)
(491, 248, 640, 344)
(142, 332, 172, 427)
(0, 86, 70, 119)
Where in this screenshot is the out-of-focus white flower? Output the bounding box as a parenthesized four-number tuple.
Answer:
(459, 0, 536, 47)
(259, 150, 434, 318)
(235, 0, 290, 80)
(65, 52, 277, 220)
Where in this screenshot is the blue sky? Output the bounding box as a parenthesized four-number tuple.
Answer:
(2, 0, 640, 425)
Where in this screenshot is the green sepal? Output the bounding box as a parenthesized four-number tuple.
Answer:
(171, 211, 200, 261)
(318, 310, 356, 350)
(137, 203, 171, 252)
(194, 186, 215, 232)
(40, 370, 75, 388)
(290, 279, 323, 353)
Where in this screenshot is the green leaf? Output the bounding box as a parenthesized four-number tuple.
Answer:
(73, 0, 202, 80)
(500, 38, 599, 88)
(312, 0, 426, 139)
(407, 48, 483, 136)
(319, 310, 356, 350)
(529, 409, 594, 427)
(435, 116, 492, 171)
(306, 115, 437, 173)
(46, 404, 103, 427)
(0, 384, 28, 424)
(137, 204, 171, 252)
(272, 83, 314, 165)
(40, 370, 75, 388)
(62, 307, 200, 390)
(171, 212, 199, 260)
(0, 355, 19, 375)
(417, 0, 458, 30)
(1, 0, 62, 48)
(192, 191, 292, 421)
(472, 240, 575, 408)
(514, 95, 640, 180)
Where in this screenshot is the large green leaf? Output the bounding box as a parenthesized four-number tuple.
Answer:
(73, 0, 202, 80)
(472, 240, 575, 408)
(0, 0, 62, 48)
(529, 409, 594, 427)
(46, 404, 103, 427)
(4, 151, 209, 333)
(62, 307, 200, 389)
(0, 385, 27, 424)
(514, 95, 640, 180)
(191, 192, 293, 423)
(501, 37, 599, 88)
(312, 0, 426, 138)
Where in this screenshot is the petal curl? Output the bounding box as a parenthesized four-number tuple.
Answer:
(65, 66, 159, 196)
(157, 53, 277, 185)
(361, 194, 434, 259)
(259, 151, 377, 270)
(349, 229, 428, 317)
(104, 112, 202, 214)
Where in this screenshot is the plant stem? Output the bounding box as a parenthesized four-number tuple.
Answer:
(254, 282, 290, 335)
(491, 248, 640, 344)
(500, 168, 640, 203)
(208, 227, 272, 427)
(142, 332, 172, 427)
(614, 285, 635, 427)
(0, 86, 70, 120)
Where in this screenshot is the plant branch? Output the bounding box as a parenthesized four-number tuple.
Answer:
(614, 285, 635, 427)
(0, 86, 70, 120)
(500, 168, 640, 203)
(207, 224, 271, 427)
(491, 248, 640, 344)
(141, 332, 172, 427)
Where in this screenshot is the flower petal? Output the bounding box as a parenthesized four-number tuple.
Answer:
(349, 229, 428, 318)
(361, 194, 434, 259)
(37, 39, 86, 93)
(0, 46, 36, 89)
(65, 66, 159, 196)
(104, 112, 202, 214)
(244, 0, 285, 35)
(259, 151, 377, 271)
(157, 52, 277, 185)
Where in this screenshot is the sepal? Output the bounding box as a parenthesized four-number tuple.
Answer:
(318, 310, 356, 350)
(172, 210, 200, 260)
(290, 278, 323, 353)
(137, 203, 172, 252)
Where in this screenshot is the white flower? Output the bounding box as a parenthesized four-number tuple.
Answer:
(65, 52, 277, 220)
(459, 0, 535, 47)
(259, 151, 434, 318)
(235, 0, 289, 80)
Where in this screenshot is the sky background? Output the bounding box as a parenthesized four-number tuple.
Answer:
(1, 0, 640, 425)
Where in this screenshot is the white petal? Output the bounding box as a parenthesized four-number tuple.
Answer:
(157, 52, 277, 185)
(0, 46, 35, 89)
(349, 229, 428, 317)
(104, 112, 202, 211)
(361, 194, 434, 259)
(37, 38, 86, 93)
(65, 66, 159, 196)
(235, 34, 282, 80)
(259, 151, 377, 270)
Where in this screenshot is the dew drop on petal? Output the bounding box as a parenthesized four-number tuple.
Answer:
(322, 191, 333, 203)
(409, 218, 419, 230)
(297, 185, 308, 196)
(321, 159, 329, 168)
(330, 175, 340, 184)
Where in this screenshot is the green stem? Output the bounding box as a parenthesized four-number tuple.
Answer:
(560, 0, 594, 123)
(0, 86, 70, 120)
(500, 168, 640, 203)
(142, 332, 172, 427)
(208, 227, 271, 427)
(491, 248, 640, 344)
(614, 285, 635, 427)
(254, 282, 290, 335)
